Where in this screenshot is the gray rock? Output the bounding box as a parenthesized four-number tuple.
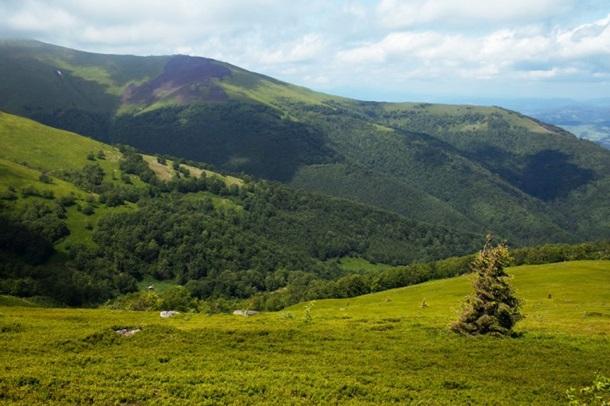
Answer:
(232, 309, 259, 317)
(160, 310, 180, 318)
(115, 328, 141, 337)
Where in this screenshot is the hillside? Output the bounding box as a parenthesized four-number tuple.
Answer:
(1, 260, 608, 404)
(1, 40, 610, 245)
(0, 112, 481, 306)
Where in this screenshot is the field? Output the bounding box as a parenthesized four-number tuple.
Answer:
(1, 260, 608, 404)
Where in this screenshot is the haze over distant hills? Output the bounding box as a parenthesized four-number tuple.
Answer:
(512, 99, 610, 150)
(1, 39, 610, 246)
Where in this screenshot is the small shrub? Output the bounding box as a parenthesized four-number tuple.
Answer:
(38, 173, 52, 184)
(566, 374, 610, 405)
(40, 190, 54, 199)
(0, 190, 17, 200)
(303, 301, 315, 324)
(59, 195, 76, 207)
(87, 152, 96, 161)
(82, 205, 95, 216)
(21, 186, 39, 197)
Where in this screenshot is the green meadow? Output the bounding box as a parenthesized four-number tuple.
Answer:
(1, 260, 608, 405)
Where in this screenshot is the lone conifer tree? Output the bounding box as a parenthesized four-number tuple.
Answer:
(452, 236, 522, 336)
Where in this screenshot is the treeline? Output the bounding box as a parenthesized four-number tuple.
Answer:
(511, 241, 610, 265)
(250, 240, 610, 311)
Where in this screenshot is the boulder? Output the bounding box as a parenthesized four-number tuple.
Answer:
(232, 310, 258, 317)
(115, 328, 141, 337)
(160, 310, 180, 318)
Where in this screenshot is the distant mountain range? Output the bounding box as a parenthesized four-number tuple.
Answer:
(1, 39, 610, 245)
(515, 101, 610, 150)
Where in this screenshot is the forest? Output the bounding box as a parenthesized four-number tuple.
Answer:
(0, 145, 483, 307)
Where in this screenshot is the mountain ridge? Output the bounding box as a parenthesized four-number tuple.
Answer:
(1, 39, 609, 245)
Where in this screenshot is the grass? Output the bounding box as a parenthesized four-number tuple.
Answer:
(57, 203, 136, 249)
(182, 191, 242, 211)
(0, 112, 143, 249)
(142, 154, 243, 186)
(0, 156, 135, 250)
(382, 102, 552, 134)
(0, 112, 121, 180)
(335, 257, 402, 273)
(1, 260, 608, 404)
(220, 68, 337, 109)
(0, 112, 245, 252)
(0, 296, 40, 307)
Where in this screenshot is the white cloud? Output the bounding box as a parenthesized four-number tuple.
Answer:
(336, 13, 610, 83)
(0, 0, 609, 99)
(376, 0, 574, 29)
(258, 34, 327, 65)
(6, 3, 77, 32)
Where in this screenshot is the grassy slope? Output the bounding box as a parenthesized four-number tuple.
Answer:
(335, 256, 403, 273)
(0, 112, 245, 250)
(302, 260, 610, 336)
(0, 260, 608, 404)
(0, 112, 120, 177)
(0, 39, 166, 112)
(142, 154, 243, 186)
(0, 112, 139, 248)
(0, 112, 244, 250)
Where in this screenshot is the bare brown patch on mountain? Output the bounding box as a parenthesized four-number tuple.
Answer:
(123, 55, 231, 105)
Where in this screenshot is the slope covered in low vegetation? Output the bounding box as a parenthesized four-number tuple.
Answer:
(0, 260, 608, 404)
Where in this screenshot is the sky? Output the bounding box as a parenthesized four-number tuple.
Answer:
(1, 0, 610, 103)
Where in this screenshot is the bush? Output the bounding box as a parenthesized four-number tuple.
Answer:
(108, 291, 161, 311)
(21, 186, 40, 197)
(59, 195, 76, 207)
(38, 173, 52, 184)
(566, 373, 610, 405)
(159, 286, 196, 312)
(82, 205, 95, 216)
(0, 190, 17, 200)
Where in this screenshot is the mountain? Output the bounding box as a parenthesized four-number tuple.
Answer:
(0, 111, 481, 305)
(1, 39, 610, 245)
